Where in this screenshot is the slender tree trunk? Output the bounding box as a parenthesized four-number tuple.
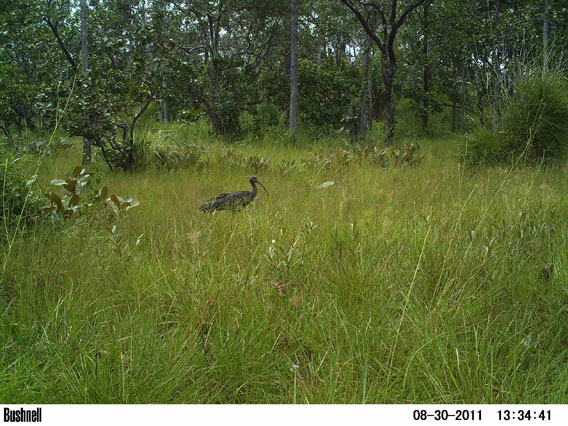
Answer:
(209, 30, 223, 135)
(81, 0, 88, 72)
(335, 40, 345, 70)
(451, 66, 457, 133)
(421, 1, 431, 134)
(162, 99, 169, 123)
(360, 37, 371, 139)
(451, 99, 457, 133)
(381, 55, 396, 145)
(367, 47, 373, 131)
(16, 117, 22, 137)
(80, 0, 91, 166)
(289, 0, 299, 143)
(283, 19, 291, 127)
(460, 75, 465, 133)
(543, 0, 549, 70)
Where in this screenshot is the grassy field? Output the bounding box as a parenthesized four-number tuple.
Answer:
(2, 127, 568, 403)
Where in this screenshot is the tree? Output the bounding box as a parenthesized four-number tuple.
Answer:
(175, 0, 285, 136)
(289, 0, 299, 142)
(359, 35, 372, 139)
(80, 0, 91, 165)
(339, 0, 429, 144)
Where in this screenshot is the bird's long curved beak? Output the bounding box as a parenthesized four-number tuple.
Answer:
(258, 181, 269, 196)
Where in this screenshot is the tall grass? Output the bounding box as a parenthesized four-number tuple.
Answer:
(1, 128, 568, 403)
(462, 54, 568, 166)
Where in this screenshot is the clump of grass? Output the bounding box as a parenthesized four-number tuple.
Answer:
(501, 74, 568, 161)
(461, 72, 568, 166)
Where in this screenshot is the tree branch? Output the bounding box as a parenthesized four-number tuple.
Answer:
(340, 0, 385, 53)
(395, 0, 428, 29)
(43, 16, 76, 69)
(129, 93, 154, 144)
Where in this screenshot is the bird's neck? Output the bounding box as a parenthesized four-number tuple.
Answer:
(250, 182, 258, 194)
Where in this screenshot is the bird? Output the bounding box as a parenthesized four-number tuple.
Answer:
(199, 176, 269, 212)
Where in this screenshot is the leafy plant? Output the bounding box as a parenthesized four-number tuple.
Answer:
(152, 143, 209, 170)
(43, 165, 138, 221)
(461, 73, 568, 165)
(219, 149, 270, 173)
(0, 148, 44, 230)
(369, 142, 423, 167)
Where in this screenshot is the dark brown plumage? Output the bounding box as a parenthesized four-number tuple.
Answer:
(199, 176, 269, 212)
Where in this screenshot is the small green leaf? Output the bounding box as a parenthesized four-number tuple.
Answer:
(125, 200, 139, 211)
(69, 194, 80, 207)
(41, 206, 56, 215)
(26, 175, 38, 186)
(106, 198, 120, 215)
(72, 166, 84, 178)
(318, 181, 335, 188)
(64, 178, 77, 193)
(47, 192, 63, 211)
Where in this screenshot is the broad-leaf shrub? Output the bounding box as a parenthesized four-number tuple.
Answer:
(0, 148, 43, 230)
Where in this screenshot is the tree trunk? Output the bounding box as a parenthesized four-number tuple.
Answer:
(359, 37, 371, 139)
(81, 0, 88, 72)
(451, 98, 457, 133)
(460, 75, 465, 133)
(421, 1, 431, 134)
(543, 0, 549, 70)
(381, 54, 396, 145)
(209, 53, 223, 134)
(367, 47, 373, 131)
(289, 0, 299, 143)
(16, 117, 22, 137)
(80, 0, 91, 166)
(161, 99, 169, 123)
(334, 41, 345, 70)
(338, 0, 428, 144)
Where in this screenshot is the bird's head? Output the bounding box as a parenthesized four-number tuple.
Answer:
(250, 176, 269, 196)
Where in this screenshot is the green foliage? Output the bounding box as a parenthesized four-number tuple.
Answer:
(369, 142, 424, 167)
(461, 73, 568, 165)
(219, 148, 270, 173)
(500, 74, 568, 161)
(12, 134, 75, 157)
(151, 143, 210, 170)
(4, 133, 568, 403)
(298, 61, 360, 127)
(461, 127, 502, 165)
(241, 102, 282, 134)
(43, 165, 139, 222)
(0, 148, 43, 230)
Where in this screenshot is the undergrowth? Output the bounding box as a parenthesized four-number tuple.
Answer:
(1, 126, 567, 403)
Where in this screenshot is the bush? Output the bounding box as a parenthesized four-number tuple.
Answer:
(461, 128, 502, 165)
(241, 102, 281, 134)
(298, 60, 360, 128)
(461, 73, 568, 165)
(501, 74, 568, 161)
(0, 148, 44, 230)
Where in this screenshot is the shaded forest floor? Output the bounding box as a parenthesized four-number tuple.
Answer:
(2, 127, 568, 403)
